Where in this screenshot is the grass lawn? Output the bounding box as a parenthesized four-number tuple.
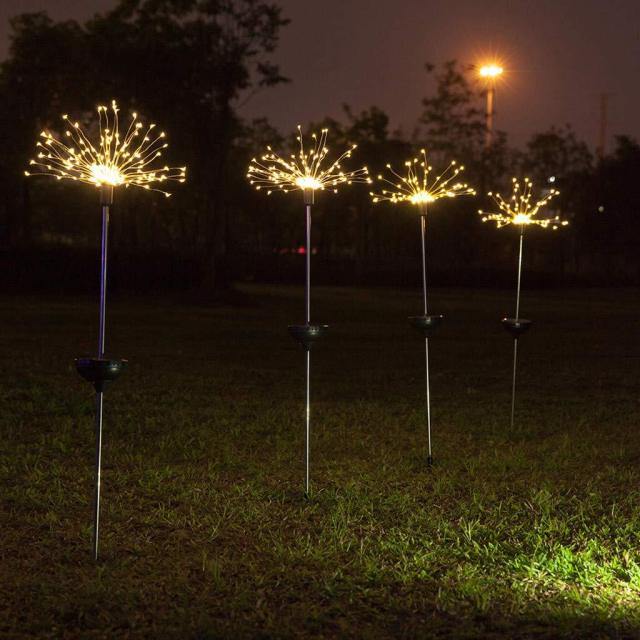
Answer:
(2, 284, 640, 639)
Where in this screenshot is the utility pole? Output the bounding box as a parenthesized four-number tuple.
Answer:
(597, 93, 611, 160)
(485, 84, 495, 149)
(478, 64, 504, 150)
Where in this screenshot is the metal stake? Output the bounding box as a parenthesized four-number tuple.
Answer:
(510, 338, 518, 430)
(92, 390, 104, 561)
(420, 212, 433, 466)
(305, 349, 310, 496)
(510, 226, 525, 430)
(93, 188, 111, 560)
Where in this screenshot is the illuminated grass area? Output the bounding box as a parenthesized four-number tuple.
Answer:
(1, 285, 640, 638)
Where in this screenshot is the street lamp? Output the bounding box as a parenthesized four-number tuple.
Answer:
(478, 63, 504, 148)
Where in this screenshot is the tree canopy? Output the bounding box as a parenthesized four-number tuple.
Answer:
(0, 4, 638, 290)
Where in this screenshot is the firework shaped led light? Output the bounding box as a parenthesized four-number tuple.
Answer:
(479, 177, 567, 429)
(371, 149, 475, 212)
(371, 149, 476, 466)
(26, 100, 186, 560)
(248, 126, 370, 203)
(480, 177, 566, 230)
(248, 126, 370, 495)
(26, 100, 186, 197)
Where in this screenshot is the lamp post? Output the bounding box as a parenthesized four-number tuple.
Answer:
(26, 101, 186, 559)
(371, 150, 475, 466)
(478, 63, 504, 149)
(248, 127, 369, 495)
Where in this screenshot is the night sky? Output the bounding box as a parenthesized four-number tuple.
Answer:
(2, 0, 639, 150)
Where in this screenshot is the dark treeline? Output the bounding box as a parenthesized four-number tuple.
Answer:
(1, 0, 639, 294)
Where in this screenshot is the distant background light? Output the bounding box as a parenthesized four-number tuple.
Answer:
(479, 63, 504, 78)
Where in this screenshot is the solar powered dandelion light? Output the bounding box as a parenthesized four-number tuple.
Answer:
(371, 150, 475, 466)
(247, 126, 370, 495)
(26, 100, 186, 559)
(479, 177, 567, 428)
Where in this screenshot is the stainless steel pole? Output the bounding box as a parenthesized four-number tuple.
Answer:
(93, 201, 109, 560)
(510, 226, 524, 430)
(515, 227, 524, 321)
(420, 212, 433, 466)
(304, 200, 311, 495)
(420, 214, 428, 315)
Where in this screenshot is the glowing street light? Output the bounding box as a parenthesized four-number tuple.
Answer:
(248, 126, 370, 496)
(26, 100, 186, 560)
(479, 177, 567, 428)
(371, 150, 476, 466)
(478, 62, 504, 148)
(479, 64, 504, 79)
